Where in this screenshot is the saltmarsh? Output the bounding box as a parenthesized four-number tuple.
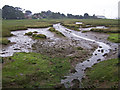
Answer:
(2, 52, 70, 88)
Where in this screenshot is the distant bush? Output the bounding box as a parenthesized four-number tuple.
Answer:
(32, 34, 47, 39)
(25, 32, 33, 36)
(0, 38, 10, 45)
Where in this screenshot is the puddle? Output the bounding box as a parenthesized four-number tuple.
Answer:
(0, 28, 56, 57)
(53, 23, 111, 88)
(76, 22, 83, 25)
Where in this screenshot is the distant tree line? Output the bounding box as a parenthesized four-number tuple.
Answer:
(2, 5, 98, 19)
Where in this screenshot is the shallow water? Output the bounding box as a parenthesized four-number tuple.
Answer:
(0, 28, 55, 57)
(53, 23, 111, 88)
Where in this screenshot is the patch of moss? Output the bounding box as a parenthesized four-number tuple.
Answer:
(81, 31, 90, 33)
(25, 32, 33, 36)
(33, 31, 38, 33)
(49, 27, 65, 37)
(32, 34, 47, 39)
(107, 33, 120, 43)
(0, 38, 10, 45)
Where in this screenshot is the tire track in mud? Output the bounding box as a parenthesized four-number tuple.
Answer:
(53, 23, 111, 88)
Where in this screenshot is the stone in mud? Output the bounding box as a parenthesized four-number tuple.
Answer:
(54, 84, 65, 89)
(71, 79, 80, 88)
(103, 53, 107, 57)
(70, 68, 77, 73)
(14, 48, 20, 50)
(99, 46, 102, 48)
(101, 49, 104, 53)
(95, 54, 97, 55)
(98, 50, 100, 52)
(87, 60, 90, 62)
(97, 59, 101, 61)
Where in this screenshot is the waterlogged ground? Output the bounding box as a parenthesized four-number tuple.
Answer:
(1, 23, 118, 88)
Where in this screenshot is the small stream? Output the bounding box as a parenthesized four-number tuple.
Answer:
(53, 23, 111, 88)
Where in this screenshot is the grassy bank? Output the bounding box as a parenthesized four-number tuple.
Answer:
(2, 52, 71, 88)
(82, 58, 119, 88)
(0, 38, 10, 45)
(107, 33, 120, 43)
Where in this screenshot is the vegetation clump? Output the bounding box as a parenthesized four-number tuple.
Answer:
(90, 27, 119, 33)
(76, 47, 83, 50)
(33, 31, 38, 33)
(49, 27, 65, 37)
(0, 38, 10, 45)
(32, 34, 47, 39)
(81, 31, 90, 33)
(62, 24, 80, 31)
(25, 32, 33, 36)
(107, 34, 120, 43)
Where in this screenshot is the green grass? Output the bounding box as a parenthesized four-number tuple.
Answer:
(61, 23, 80, 31)
(32, 34, 47, 39)
(0, 38, 10, 45)
(2, 52, 71, 88)
(25, 32, 33, 36)
(90, 27, 119, 33)
(49, 27, 65, 37)
(108, 33, 120, 43)
(81, 31, 90, 33)
(82, 58, 119, 88)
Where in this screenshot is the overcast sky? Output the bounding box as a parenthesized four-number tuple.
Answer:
(0, 0, 119, 19)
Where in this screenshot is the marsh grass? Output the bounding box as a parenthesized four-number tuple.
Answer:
(107, 33, 120, 43)
(2, 52, 70, 88)
(81, 31, 90, 33)
(62, 23, 80, 31)
(32, 34, 47, 39)
(82, 58, 119, 88)
(91, 27, 119, 33)
(0, 38, 10, 45)
(25, 32, 33, 36)
(49, 27, 65, 37)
